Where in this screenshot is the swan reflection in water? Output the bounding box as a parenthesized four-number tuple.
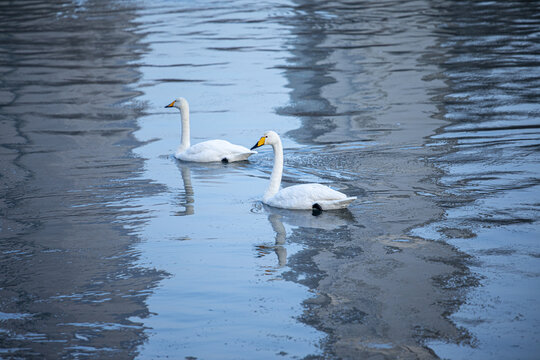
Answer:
(256, 206, 356, 273)
(173, 163, 195, 216)
(256, 213, 288, 269)
(172, 160, 253, 217)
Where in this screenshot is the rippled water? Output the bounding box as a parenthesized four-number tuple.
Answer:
(0, 0, 538, 359)
(417, 2, 540, 358)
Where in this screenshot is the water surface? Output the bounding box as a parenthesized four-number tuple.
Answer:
(0, 1, 164, 357)
(0, 0, 538, 359)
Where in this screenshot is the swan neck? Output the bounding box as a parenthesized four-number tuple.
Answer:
(179, 105, 190, 151)
(264, 139, 283, 201)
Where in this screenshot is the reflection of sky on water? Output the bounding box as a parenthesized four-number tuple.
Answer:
(0, 1, 164, 357)
(131, 162, 325, 358)
(130, 0, 539, 357)
(416, 1, 540, 357)
(130, 1, 328, 357)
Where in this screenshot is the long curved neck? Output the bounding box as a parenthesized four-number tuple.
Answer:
(264, 139, 283, 201)
(178, 105, 190, 151)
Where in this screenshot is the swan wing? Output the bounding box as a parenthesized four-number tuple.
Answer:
(176, 139, 256, 162)
(266, 183, 355, 210)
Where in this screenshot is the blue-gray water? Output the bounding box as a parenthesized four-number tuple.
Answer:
(0, 0, 539, 359)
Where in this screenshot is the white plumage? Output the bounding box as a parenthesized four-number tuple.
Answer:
(264, 183, 355, 210)
(175, 139, 254, 162)
(251, 131, 356, 211)
(165, 97, 255, 163)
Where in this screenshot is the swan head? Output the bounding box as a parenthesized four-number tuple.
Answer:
(251, 130, 280, 150)
(165, 97, 189, 110)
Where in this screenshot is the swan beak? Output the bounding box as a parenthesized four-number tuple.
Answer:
(251, 136, 265, 150)
(165, 100, 176, 108)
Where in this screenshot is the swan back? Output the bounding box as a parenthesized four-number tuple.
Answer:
(265, 183, 355, 210)
(176, 139, 255, 162)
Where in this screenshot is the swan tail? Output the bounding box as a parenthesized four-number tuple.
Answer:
(227, 151, 257, 162)
(316, 196, 357, 210)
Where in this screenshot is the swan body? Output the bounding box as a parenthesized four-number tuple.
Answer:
(175, 139, 254, 162)
(264, 183, 355, 210)
(165, 97, 256, 163)
(251, 131, 356, 211)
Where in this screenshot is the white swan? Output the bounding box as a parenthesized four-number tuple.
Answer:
(165, 97, 256, 163)
(251, 131, 356, 211)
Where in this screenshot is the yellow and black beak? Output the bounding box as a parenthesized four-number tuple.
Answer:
(250, 136, 266, 150)
(165, 100, 176, 108)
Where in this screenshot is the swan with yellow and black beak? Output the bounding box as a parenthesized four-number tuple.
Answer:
(165, 97, 256, 163)
(251, 131, 356, 212)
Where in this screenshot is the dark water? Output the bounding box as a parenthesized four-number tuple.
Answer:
(0, 0, 539, 359)
(0, 1, 166, 358)
(417, 2, 540, 358)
